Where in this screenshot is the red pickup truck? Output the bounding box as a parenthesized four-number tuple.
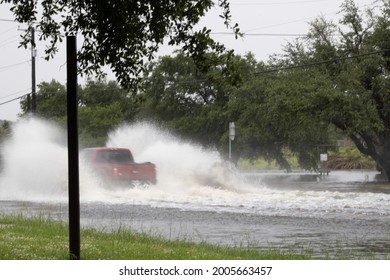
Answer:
(81, 147, 157, 185)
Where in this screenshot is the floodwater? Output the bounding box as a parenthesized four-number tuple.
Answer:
(0, 119, 389, 259)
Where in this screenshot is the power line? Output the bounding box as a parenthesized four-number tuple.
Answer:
(0, 92, 30, 106)
(156, 49, 390, 86)
(231, 0, 327, 6)
(0, 88, 31, 100)
(0, 18, 17, 23)
(0, 60, 30, 71)
(245, 33, 306, 37)
(244, 11, 337, 33)
(0, 49, 387, 107)
(0, 26, 16, 36)
(0, 35, 20, 47)
(0, 17, 36, 25)
(252, 49, 389, 76)
(212, 32, 306, 37)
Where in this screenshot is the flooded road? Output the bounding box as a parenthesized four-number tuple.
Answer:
(0, 119, 389, 259)
(1, 170, 389, 259)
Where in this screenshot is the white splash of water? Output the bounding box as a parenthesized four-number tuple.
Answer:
(0, 119, 250, 203)
(0, 117, 68, 200)
(1, 118, 389, 220)
(101, 122, 254, 201)
(107, 122, 235, 189)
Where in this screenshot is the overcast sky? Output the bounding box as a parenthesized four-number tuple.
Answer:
(0, 0, 376, 121)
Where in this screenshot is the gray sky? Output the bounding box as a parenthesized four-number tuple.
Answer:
(0, 0, 376, 121)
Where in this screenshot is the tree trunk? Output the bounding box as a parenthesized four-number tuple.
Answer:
(375, 154, 390, 181)
(349, 132, 390, 181)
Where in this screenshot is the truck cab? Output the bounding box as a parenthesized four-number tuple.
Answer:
(81, 147, 157, 185)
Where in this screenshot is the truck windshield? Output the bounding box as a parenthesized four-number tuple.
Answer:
(96, 150, 134, 163)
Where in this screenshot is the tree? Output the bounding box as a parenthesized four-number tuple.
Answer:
(274, 0, 390, 179)
(229, 65, 336, 170)
(78, 102, 124, 147)
(0, 120, 11, 140)
(20, 79, 67, 120)
(19, 79, 136, 146)
(79, 79, 134, 113)
(139, 51, 248, 148)
(0, 120, 11, 171)
(2, 0, 240, 90)
(77, 79, 137, 146)
(138, 51, 336, 169)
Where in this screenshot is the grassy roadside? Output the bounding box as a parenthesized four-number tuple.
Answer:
(0, 215, 309, 260)
(237, 147, 377, 171)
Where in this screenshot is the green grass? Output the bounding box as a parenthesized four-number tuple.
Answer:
(238, 158, 279, 170)
(0, 215, 309, 260)
(238, 156, 300, 170)
(238, 147, 377, 171)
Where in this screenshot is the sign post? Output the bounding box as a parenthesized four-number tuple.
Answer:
(229, 122, 235, 163)
(67, 35, 80, 260)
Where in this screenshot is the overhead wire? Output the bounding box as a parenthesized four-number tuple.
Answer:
(0, 34, 20, 47)
(244, 11, 338, 33)
(147, 49, 390, 87)
(252, 49, 390, 76)
(0, 26, 16, 36)
(0, 48, 387, 107)
(211, 32, 306, 37)
(0, 93, 30, 106)
(230, 0, 327, 5)
(0, 18, 17, 23)
(0, 60, 30, 72)
(0, 88, 31, 100)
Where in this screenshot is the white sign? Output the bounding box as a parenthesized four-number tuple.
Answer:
(320, 153, 328, 162)
(229, 122, 235, 141)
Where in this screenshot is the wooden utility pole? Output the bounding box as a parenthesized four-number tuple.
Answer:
(66, 35, 80, 260)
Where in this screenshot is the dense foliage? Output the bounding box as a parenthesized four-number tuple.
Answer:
(1, 0, 240, 90)
(0, 121, 10, 139)
(273, 0, 390, 178)
(19, 79, 133, 146)
(0, 121, 11, 170)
